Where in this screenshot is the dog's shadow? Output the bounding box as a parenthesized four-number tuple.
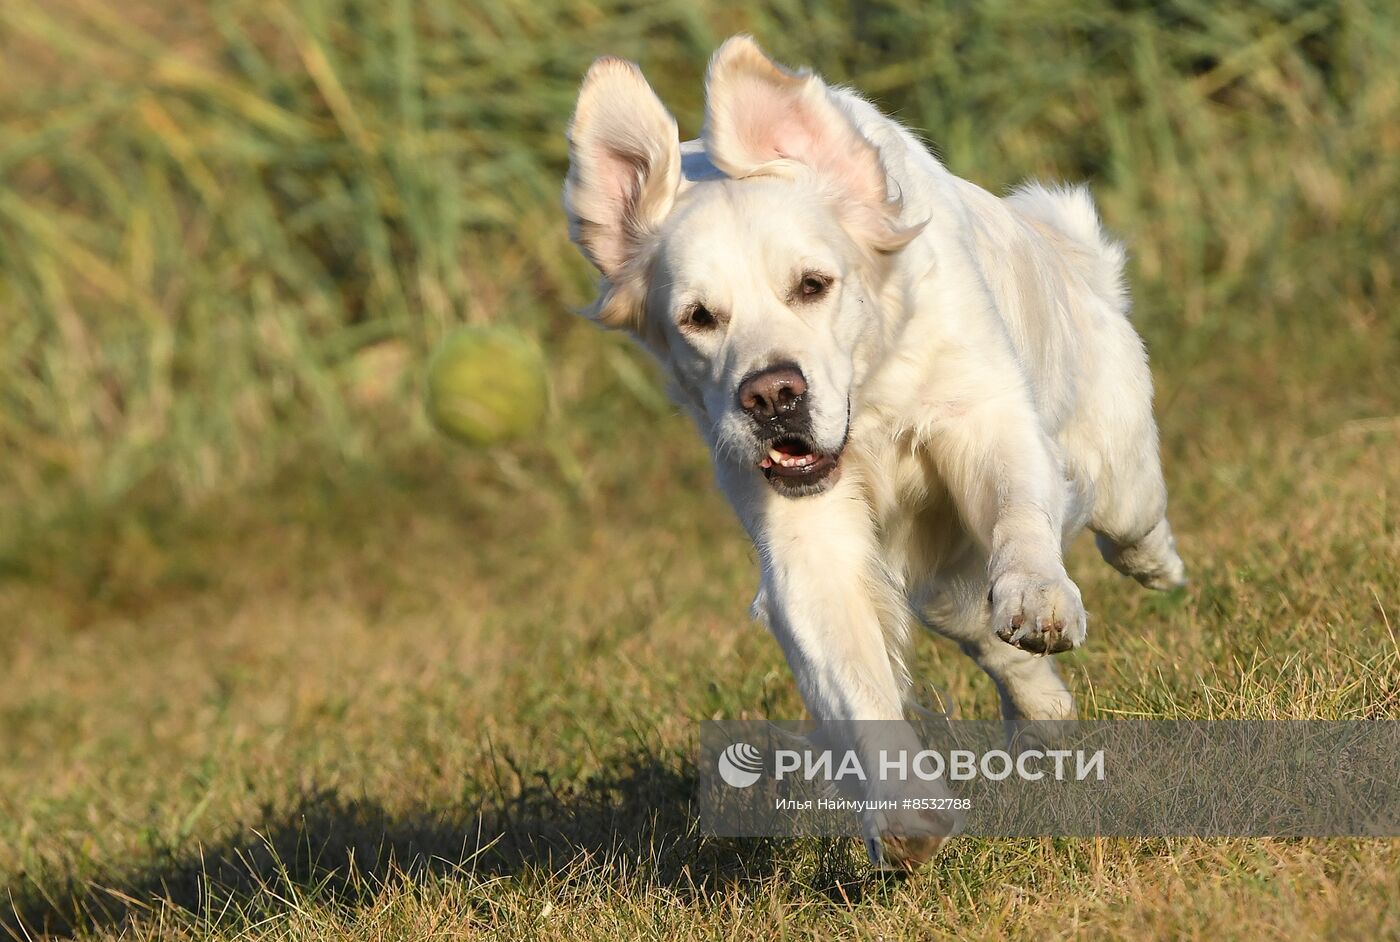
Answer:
(3, 751, 880, 938)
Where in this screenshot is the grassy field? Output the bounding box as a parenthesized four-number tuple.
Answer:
(2, 0, 1399, 938)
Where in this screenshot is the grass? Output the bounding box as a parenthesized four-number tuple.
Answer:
(1, 0, 1398, 938)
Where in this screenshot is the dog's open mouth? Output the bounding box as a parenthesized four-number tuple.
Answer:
(757, 435, 842, 494)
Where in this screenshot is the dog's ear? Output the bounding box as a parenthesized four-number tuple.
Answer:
(565, 57, 681, 328)
(703, 36, 919, 253)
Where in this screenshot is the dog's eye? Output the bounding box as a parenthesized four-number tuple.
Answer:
(797, 273, 832, 300)
(683, 303, 718, 330)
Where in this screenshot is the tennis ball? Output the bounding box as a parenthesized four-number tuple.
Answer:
(425, 326, 547, 446)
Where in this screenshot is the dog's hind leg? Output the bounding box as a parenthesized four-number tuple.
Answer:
(1085, 435, 1187, 591)
(1095, 518, 1186, 591)
(1063, 351, 1187, 594)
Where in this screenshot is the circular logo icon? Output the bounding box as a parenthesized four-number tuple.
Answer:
(718, 742, 764, 788)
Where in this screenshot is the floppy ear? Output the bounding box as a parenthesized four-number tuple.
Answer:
(564, 57, 681, 327)
(702, 36, 918, 252)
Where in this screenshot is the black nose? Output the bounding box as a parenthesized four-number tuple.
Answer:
(737, 364, 807, 421)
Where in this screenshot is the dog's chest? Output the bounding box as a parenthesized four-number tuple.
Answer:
(853, 431, 968, 584)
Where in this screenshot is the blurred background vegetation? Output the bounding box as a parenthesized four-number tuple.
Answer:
(3, 0, 1395, 562)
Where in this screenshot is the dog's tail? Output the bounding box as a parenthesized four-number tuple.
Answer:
(1006, 182, 1128, 315)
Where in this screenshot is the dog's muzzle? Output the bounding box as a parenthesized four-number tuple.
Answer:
(737, 363, 843, 496)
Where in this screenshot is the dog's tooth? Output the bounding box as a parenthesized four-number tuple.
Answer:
(769, 448, 784, 464)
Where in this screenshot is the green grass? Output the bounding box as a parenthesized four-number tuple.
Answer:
(2, 0, 1399, 938)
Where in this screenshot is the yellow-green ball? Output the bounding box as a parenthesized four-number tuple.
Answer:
(425, 326, 547, 446)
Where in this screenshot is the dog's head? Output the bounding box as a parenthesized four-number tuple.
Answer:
(564, 37, 920, 497)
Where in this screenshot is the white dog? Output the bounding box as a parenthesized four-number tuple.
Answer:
(563, 36, 1186, 868)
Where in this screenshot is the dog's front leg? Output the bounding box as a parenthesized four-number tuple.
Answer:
(933, 397, 1087, 656)
(754, 480, 904, 723)
(721, 468, 954, 869)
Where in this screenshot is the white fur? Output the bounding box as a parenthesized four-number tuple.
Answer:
(564, 37, 1186, 868)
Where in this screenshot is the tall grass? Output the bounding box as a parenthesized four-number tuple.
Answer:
(1, 0, 1396, 545)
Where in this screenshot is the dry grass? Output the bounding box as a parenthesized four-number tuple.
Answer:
(2, 0, 1399, 939)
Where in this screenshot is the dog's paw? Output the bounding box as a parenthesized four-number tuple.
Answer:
(862, 804, 959, 873)
(991, 571, 1087, 655)
(1095, 525, 1187, 592)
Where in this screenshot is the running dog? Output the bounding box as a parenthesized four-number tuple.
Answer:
(562, 36, 1186, 869)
